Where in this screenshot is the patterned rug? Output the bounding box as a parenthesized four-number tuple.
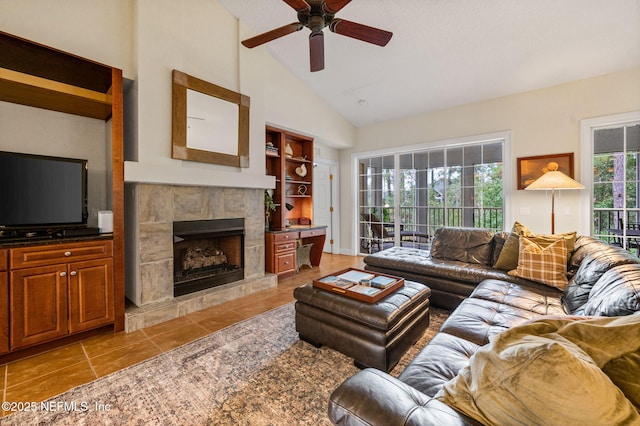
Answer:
(1, 303, 449, 425)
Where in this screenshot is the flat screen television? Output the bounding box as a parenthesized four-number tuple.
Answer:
(0, 151, 88, 230)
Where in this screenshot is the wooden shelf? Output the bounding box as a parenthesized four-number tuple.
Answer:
(286, 157, 311, 163)
(0, 68, 113, 120)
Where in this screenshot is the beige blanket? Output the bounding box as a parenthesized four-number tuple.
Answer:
(437, 314, 640, 426)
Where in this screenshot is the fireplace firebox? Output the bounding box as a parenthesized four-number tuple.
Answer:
(173, 218, 244, 297)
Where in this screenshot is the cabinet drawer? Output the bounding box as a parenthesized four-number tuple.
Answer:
(276, 252, 295, 274)
(300, 228, 325, 239)
(11, 240, 113, 269)
(0, 249, 6, 271)
(275, 242, 296, 253)
(273, 232, 299, 243)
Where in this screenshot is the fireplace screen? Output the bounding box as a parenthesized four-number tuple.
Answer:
(173, 218, 244, 297)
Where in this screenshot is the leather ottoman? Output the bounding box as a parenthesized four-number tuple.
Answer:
(293, 281, 431, 372)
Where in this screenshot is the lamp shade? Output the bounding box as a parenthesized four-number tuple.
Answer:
(525, 169, 583, 234)
(525, 170, 584, 190)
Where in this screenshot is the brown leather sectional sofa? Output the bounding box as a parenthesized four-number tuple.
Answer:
(328, 227, 640, 425)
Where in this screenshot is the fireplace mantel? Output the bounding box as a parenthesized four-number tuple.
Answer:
(124, 161, 275, 189)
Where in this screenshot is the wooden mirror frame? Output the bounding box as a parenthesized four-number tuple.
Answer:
(172, 70, 250, 168)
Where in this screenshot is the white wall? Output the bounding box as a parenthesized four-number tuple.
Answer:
(0, 0, 135, 77)
(1, 0, 355, 188)
(339, 68, 640, 253)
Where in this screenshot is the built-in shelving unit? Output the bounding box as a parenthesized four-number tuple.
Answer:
(0, 31, 124, 360)
(265, 125, 314, 230)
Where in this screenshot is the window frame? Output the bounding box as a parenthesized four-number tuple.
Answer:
(580, 111, 640, 243)
(351, 132, 512, 255)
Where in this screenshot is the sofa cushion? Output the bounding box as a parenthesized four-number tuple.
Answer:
(439, 297, 539, 346)
(493, 221, 533, 270)
(581, 264, 640, 316)
(563, 249, 640, 314)
(469, 279, 565, 315)
(568, 235, 623, 275)
(430, 227, 495, 265)
(508, 237, 569, 290)
(364, 246, 520, 285)
(397, 332, 480, 398)
(437, 315, 640, 426)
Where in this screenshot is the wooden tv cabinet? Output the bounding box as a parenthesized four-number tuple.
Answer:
(0, 237, 115, 357)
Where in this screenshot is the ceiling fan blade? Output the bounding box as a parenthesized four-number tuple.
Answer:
(323, 0, 352, 14)
(241, 23, 303, 48)
(329, 19, 392, 46)
(309, 32, 325, 72)
(283, 0, 310, 12)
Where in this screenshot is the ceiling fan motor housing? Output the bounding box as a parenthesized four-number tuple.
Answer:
(298, 1, 335, 32)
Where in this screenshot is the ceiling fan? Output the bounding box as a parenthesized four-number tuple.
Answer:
(241, 0, 393, 72)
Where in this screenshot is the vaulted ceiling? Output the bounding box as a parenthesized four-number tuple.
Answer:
(219, 0, 640, 127)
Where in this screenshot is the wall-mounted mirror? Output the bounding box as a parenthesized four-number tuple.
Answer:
(172, 70, 249, 168)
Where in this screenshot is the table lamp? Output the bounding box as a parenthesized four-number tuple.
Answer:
(525, 169, 584, 234)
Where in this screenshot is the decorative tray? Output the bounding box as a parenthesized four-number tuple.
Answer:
(312, 268, 404, 303)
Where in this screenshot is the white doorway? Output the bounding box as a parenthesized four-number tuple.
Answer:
(313, 160, 339, 253)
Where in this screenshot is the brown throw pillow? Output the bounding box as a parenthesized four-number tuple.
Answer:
(509, 237, 569, 290)
(493, 221, 533, 270)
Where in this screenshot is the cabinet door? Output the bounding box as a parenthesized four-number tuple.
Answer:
(0, 272, 8, 354)
(11, 265, 68, 350)
(68, 258, 114, 333)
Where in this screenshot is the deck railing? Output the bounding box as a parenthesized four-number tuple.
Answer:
(360, 206, 503, 254)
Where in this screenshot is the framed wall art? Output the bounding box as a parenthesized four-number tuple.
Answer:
(517, 152, 574, 190)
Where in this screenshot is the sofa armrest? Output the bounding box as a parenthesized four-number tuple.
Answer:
(328, 368, 478, 426)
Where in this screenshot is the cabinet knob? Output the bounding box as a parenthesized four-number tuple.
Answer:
(70, 271, 77, 276)
(64, 251, 72, 257)
(60, 272, 67, 277)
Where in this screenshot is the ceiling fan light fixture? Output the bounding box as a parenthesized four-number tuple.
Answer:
(241, 0, 393, 71)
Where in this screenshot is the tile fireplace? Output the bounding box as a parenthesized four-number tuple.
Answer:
(124, 183, 277, 332)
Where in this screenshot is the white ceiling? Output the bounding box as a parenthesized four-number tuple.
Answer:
(219, 0, 640, 128)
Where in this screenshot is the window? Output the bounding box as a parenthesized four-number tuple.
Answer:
(357, 138, 504, 254)
(591, 121, 640, 254)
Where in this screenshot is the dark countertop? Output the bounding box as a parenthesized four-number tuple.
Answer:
(266, 225, 327, 234)
(0, 233, 113, 248)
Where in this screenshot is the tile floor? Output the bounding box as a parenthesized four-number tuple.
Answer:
(0, 253, 364, 415)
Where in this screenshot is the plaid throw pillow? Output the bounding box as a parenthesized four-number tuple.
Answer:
(509, 237, 569, 290)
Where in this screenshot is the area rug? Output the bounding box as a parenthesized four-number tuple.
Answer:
(1, 303, 449, 425)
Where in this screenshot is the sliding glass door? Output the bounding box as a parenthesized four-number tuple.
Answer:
(358, 139, 504, 254)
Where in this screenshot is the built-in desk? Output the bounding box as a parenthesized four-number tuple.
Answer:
(265, 226, 327, 277)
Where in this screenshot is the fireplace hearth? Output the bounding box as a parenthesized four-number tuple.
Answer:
(173, 218, 244, 297)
